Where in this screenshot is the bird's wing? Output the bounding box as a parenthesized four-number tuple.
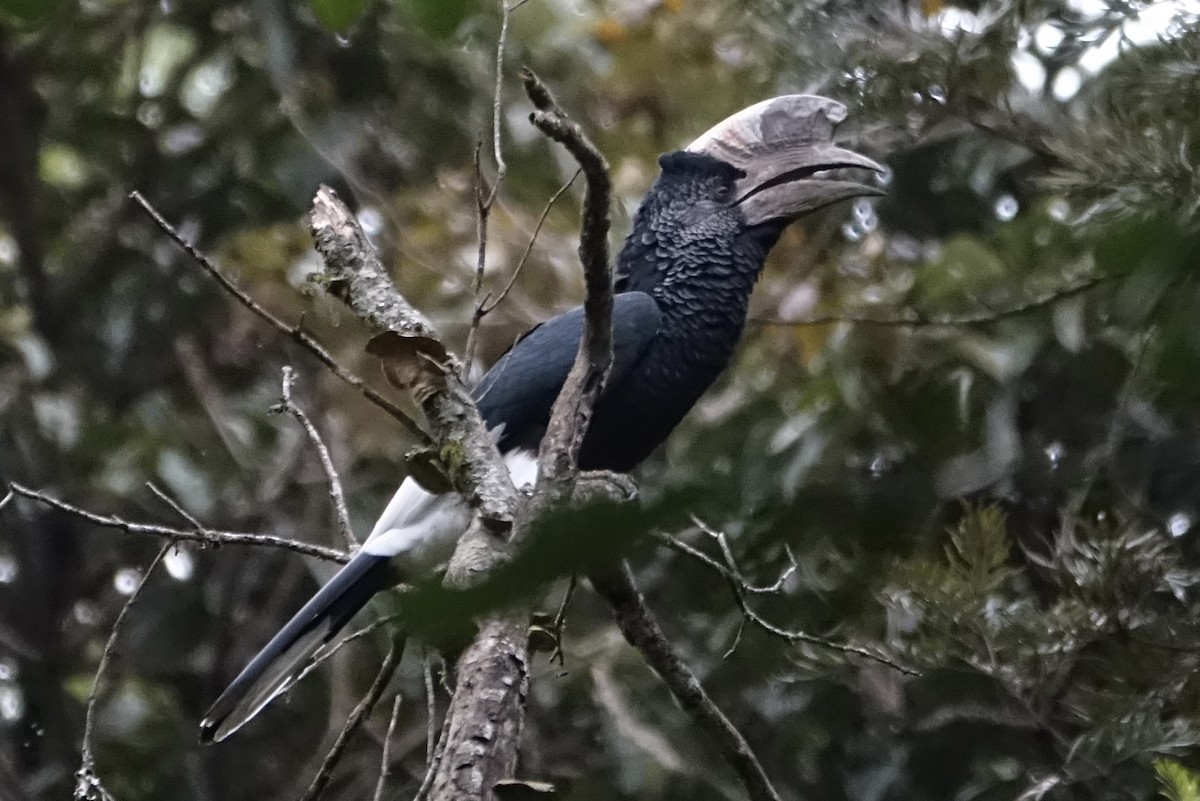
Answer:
(473, 291, 661, 451)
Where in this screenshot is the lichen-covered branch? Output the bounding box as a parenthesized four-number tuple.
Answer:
(309, 187, 519, 533)
(307, 187, 530, 801)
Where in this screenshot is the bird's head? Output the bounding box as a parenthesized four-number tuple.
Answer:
(617, 95, 883, 293)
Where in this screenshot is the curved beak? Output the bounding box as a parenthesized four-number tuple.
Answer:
(686, 95, 885, 227)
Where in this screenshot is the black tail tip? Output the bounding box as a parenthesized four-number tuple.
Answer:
(198, 717, 221, 745)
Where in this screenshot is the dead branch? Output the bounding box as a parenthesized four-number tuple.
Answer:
(299, 636, 404, 801)
(128, 190, 430, 446)
(424, 648, 438, 761)
(479, 170, 581, 318)
(520, 68, 614, 483)
(8, 482, 348, 563)
(272, 366, 358, 549)
(76, 539, 172, 801)
(309, 187, 519, 532)
(464, 0, 525, 366)
(372, 694, 404, 801)
(653, 523, 918, 676)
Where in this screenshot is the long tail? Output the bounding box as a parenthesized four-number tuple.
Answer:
(199, 549, 397, 743)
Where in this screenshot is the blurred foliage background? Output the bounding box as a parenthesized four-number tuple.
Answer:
(3, 0, 1200, 799)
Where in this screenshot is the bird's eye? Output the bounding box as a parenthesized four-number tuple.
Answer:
(716, 183, 734, 202)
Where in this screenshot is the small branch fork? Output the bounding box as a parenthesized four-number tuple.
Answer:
(271, 366, 358, 550)
(653, 521, 918, 676)
(74, 482, 203, 801)
(464, 0, 536, 366)
(6, 482, 348, 563)
(75, 540, 172, 801)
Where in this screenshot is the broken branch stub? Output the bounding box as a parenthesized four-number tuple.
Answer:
(309, 185, 450, 401)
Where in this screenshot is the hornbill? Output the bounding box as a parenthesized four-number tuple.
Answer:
(200, 95, 883, 743)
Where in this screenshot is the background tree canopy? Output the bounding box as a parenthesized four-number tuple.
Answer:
(3, 0, 1200, 800)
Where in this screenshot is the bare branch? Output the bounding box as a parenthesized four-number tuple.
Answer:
(520, 68, 614, 483)
(307, 186, 529, 801)
(587, 563, 784, 801)
(428, 618, 528, 801)
(549, 572, 578, 665)
(146, 481, 203, 529)
(424, 648, 438, 762)
(754, 274, 1108, 329)
(483, 171, 580, 318)
(652, 528, 918, 676)
(76, 539, 172, 801)
(0, 489, 13, 513)
(464, 0, 525, 365)
(309, 186, 519, 532)
(294, 614, 404, 688)
(413, 719, 450, 801)
(9, 483, 347, 563)
(372, 695, 404, 801)
(272, 366, 358, 549)
(300, 636, 405, 801)
(128, 190, 430, 446)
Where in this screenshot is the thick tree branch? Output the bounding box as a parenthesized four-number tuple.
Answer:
(310, 187, 519, 533)
(521, 68, 614, 483)
(307, 188, 530, 801)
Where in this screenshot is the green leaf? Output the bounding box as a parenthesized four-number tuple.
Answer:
(310, 0, 373, 32)
(1155, 759, 1200, 801)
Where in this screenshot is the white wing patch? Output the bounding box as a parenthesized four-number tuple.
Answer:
(362, 450, 539, 573)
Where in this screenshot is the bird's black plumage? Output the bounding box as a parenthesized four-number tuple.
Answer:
(200, 96, 883, 743)
(478, 152, 780, 470)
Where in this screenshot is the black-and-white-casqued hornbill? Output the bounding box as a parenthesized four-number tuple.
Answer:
(200, 94, 884, 743)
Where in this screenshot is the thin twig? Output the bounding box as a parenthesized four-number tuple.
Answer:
(294, 613, 404, 687)
(652, 529, 918, 676)
(423, 648, 437, 762)
(754, 274, 1109, 328)
(371, 694, 404, 801)
(299, 636, 405, 801)
(412, 718, 450, 801)
(128, 190, 430, 446)
(9, 482, 347, 563)
(145, 481, 203, 529)
(0, 490, 13, 513)
(479, 169, 581, 318)
(550, 573, 578, 665)
(272, 366, 358, 549)
(77, 539, 173, 801)
(463, 0, 521, 365)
